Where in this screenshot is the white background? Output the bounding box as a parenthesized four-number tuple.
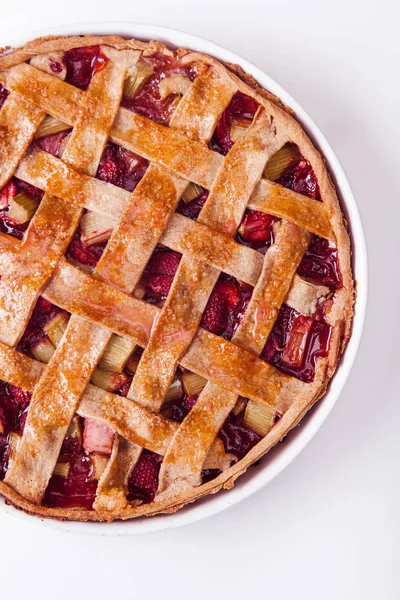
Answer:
(0, 1, 399, 598)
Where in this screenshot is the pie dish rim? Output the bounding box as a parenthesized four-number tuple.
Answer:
(0, 21, 368, 535)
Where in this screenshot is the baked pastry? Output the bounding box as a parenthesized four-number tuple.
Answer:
(0, 34, 353, 522)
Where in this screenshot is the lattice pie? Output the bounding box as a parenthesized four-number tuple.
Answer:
(0, 35, 354, 521)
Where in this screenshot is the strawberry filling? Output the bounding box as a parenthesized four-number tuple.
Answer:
(0, 83, 10, 109)
(237, 210, 276, 253)
(210, 91, 259, 155)
(261, 304, 331, 382)
(63, 46, 109, 90)
(122, 53, 196, 125)
(140, 247, 182, 304)
(44, 434, 97, 509)
(32, 131, 71, 159)
(0, 382, 31, 480)
(298, 235, 341, 289)
(0, 178, 44, 240)
(127, 449, 162, 504)
(96, 142, 148, 192)
(219, 405, 262, 460)
(277, 158, 321, 200)
(17, 297, 66, 356)
(176, 189, 209, 221)
(201, 275, 252, 340)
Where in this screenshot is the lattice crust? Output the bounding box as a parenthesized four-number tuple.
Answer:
(0, 34, 353, 522)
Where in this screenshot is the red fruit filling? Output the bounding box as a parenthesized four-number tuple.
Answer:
(277, 158, 321, 200)
(0, 83, 10, 109)
(96, 142, 148, 192)
(83, 419, 114, 454)
(0, 382, 31, 480)
(127, 449, 162, 504)
(0, 178, 44, 240)
(261, 304, 331, 383)
(43, 434, 97, 509)
(67, 230, 107, 268)
(298, 235, 341, 289)
(122, 54, 196, 125)
(219, 404, 262, 460)
(140, 247, 182, 303)
(201, 274, 253, 340)
(32, 130, 71, 159)
(63, 46, 108, 90)
(176, 189, 209, 221)
(210, 91, 259, 155)
(17, 297, 66, 356)
(237, 209, 276, 253)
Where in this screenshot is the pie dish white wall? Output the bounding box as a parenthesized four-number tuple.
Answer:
(0, 21, 368, 535)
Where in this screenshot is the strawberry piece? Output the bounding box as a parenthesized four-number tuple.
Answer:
(127, 450, 162, 503)
(238, 210, 276, 247)
(210, 91, 259, 155)
(146, 248, 181, 276)
(201, 276, 251, 338)
(0, 180, 18, 209)
(33, 131, 70, 158)
(16, 179, 44, 201)
(144, 273, 174, 297)
(201, 291, 227, 335)
(8, 385, 32, 405)
(83, 419, 114, 455)
(67, 232, 106, 267)
(177, 190, 208, 221)
(277, 158, 321, 200)
(97, 142, 148, 192)
(281, 315, 313, 368)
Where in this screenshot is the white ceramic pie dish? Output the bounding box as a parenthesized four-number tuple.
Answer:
(0, 21, 367, 535)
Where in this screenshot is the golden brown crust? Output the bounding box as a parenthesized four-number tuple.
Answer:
(0, 34, 354, 522)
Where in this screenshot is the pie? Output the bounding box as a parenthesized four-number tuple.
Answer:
(0, 34, 354, 522)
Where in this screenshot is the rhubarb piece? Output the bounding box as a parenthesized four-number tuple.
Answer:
(66, 415, 83, 444)
(83, 419, 114, 455)
(35, 115, 70, 138)
(159, 74, 191, 99)
(182, 372, 207, 396)
(182, 183, 204, 204)
(90, 369, 130, 392)
(281, 315, 313, 369)
(91, 452, 109, 480)
(232, 397, 247, 416)
(264, 143, 301, 181)
(164, 376, 183, 402)
(7, 193, 40, 224)
(31, 338, 55, 363)
(43, 312, 69, 346)
(243, 400, 275, 437)
(80, 211, 114, 246)
(99, 335, 135, 373)
(54, 462, 70, 479)
(123, 63, 154, 98)
(230, 117, 252, 142)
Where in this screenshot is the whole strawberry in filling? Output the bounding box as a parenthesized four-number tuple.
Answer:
(127, 450, 162, 504)
(122, 54, 196, 125)
(210, 91, 259, 155)
(140, 247, 182, 304)
(63, 45, 108, 90)
(261, 304, 331, 383)
(0, 383, 31, 480)
(201, 274, 252, 340)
